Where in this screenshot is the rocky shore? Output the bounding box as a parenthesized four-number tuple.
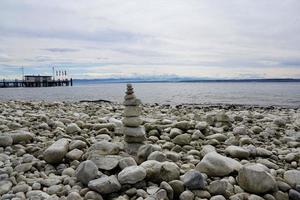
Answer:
(0, 99, 299, 200)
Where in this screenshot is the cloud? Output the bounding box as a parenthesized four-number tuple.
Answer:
(0, 0, 300, 79)
(42, 48, 79, 53)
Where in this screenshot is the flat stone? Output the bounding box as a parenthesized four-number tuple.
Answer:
(66, 123, 81, 134)
(66, 149, 83, 160)
(89, 154, 121, 170)
(124, 98, 141, 106)
(10, 130, 33, 144)
(284, 170, 300, 187)
(160, 161, 180, 182)
(147, 151, 167, 162)
(122, 117, 143, 127)
(237, 163, 277, 194)
(118, 166, 147, 184)
(76, 160, 99, 185)
(225, 146, 250, 159)
(43, 138, 69, 164)
(123, 126, 146, 137)
(119, 157, 137, 169)
(124, 134, 146, 143)
(0, 133, 13, 147)
(196, 152, 242, 177)
(140, 160, 162, 182)
(14, 163, 32, 173)
(172, 133, 191, 146)
(88, 175, 121, 194)
(123, 106, 142, 117)
(67, 192, 82, 200)
(88, 140, 120, 155)
(0, 181, 12, 195)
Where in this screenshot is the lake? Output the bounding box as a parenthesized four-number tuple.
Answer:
(0, 82, 300, 107)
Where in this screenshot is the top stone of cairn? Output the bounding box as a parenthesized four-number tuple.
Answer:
(124, 84, 141, 106)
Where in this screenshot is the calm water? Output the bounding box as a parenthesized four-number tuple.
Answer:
(0, 82, 300, 107)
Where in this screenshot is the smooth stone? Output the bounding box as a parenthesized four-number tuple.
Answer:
(147, 151, 167, 162)
(62, 167, 75, 177)
(69, 140, 87, 150)
(237, 163, 277, 194)
(88, 140, 120, 155)
(123, 126, 146, 137)
(208, 180, 234, 198)
(160, 161, 180, 182)
(10, 130, 33, 144)
(206, 133, 228, 142)
(93, 123, 116, 131)
(179, 190, 194, 200)
(47, 185, 63, 195)
(140, 160, 162, 182)
(26, 190, 50, 199)
(89, 154, 121, 170)
(84, 191, 103, 200)
(67, 192, 82, 200)
(124, 135, 146, 143)
(137, 144, 162, 163)
(195, 121, 208, 130)
(0, 133, 13, 147)
(43, 138, 69, 164)
(119, 157, 137, 169)
(289, 189, 300, 200)
(12, 184, 30, 193)
(66, 123, 81, 134)
(66, 149, 83, 160)
(169, 180, 184, 197)
(75, 160, 99, 185)
(122, 117, 143, 127)
(124, 98, 141, 106)
(0, 180, 12, 195)
(200, 145, 216, 157)
(174, 121, 192, 130)
(196, 152, 242, 177)
(118, 166, 147, 184)
(210, 195, 226, 200)
(225, 146, 250, 159)
(123, 106, 142, 117)
(169, 128, 183, 138)
(14, 163, 32, 173)
(160, 181, 174, 200)
(88, 175, 121, 194)
(183, 169, 205, 189)
(172, 134, 191, 146)
(284, 170, 300, 187)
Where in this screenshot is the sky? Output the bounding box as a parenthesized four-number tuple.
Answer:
(0, 0, 300, 79)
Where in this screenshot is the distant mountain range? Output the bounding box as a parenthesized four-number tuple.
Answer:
(73, 77, 300, 84)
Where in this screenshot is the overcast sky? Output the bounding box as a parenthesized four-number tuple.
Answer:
(0, 0, 300, 79)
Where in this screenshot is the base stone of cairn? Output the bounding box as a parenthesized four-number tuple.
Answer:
(122, 84, 146, 154)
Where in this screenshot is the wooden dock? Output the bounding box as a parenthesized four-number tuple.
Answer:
(0, 78, 73, 88)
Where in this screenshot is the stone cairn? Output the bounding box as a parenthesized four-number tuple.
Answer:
(122, 84, 146, 145)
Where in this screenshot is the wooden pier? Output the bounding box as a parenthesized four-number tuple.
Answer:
(0, 78, 73, 88)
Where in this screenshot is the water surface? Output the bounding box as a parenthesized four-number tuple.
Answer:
(0, 82, 300, 106)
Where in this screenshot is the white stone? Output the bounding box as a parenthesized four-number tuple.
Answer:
(118, 166, 147, 184)
(43, 138, 69, 164)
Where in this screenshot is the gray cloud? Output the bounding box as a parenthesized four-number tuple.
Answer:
(0, 0, 300, 79)
(43, 48, 79, 53)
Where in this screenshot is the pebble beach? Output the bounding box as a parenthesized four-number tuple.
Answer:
(0, 89, 300, 199)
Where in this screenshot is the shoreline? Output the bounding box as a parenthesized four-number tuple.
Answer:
(0, 100, 299, 199)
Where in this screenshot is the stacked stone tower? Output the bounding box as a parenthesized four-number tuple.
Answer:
(122, 84, 146, 143)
